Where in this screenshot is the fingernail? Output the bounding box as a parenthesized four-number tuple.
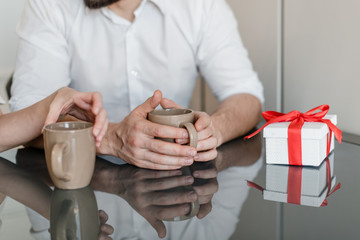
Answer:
(185, 176, 193, 184)
(188, 191, 197, 201)
(193, 154, 200, 161)
(184, 205, 190, 213)
(188, 150, 197, 157)
(93, 128, 100, 136)
(185, 158, 193, 165)
(183, 131, 189, 138)
(93, 107, 100, 115)
(177, 138, 186, 144)
(193, 171, 200, 178)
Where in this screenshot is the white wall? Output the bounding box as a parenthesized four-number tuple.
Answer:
(0, 0, 25, 78)
(0, 0, 25, 113)
(283, 0, 360, 135)
(198, 0, 279, 115)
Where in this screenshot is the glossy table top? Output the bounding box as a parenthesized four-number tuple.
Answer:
(0, 134, 358, 240)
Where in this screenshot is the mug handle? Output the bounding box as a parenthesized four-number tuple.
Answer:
(51, 143, 72, 182)
(180, 123, 198, 148)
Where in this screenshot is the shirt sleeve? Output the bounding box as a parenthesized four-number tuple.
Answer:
(9, 0, 72, 111)
(195, 0, 264, 103)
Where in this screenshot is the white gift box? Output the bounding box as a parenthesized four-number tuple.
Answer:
(263, 153, 336, 207)
(263, 114, 337, 166)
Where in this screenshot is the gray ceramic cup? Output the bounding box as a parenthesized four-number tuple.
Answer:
(50, 186, 99, 240)
(43, 122, 96, 190)
(148, 108, 198, 148)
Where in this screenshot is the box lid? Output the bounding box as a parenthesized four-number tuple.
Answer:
(263, 114, 337, 140)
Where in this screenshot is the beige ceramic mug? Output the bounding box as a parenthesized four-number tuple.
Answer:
(148, 108, 198, 148)
(43, 122, 96, 190)
(164, 166, 200, 221)
(148, 109, 199, 220)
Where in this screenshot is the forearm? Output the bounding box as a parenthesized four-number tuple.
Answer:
(211, 93, 262, 146)
(0, 95, 54, 152)
(0, 159, 52, 219)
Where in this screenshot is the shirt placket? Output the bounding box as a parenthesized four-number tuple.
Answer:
(126, 25, 142, 111)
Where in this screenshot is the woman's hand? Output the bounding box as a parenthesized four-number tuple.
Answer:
(43, 87, 108, 147)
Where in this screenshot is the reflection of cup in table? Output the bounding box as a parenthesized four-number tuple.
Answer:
(43, 122, 96, 189)
(50, 186, 99, 240)
(148, 108, 198, 148)
(163, 166, 200, 221)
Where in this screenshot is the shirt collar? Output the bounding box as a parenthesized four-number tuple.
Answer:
(101, 0, 164, 25)
(148, 0, 166, 14)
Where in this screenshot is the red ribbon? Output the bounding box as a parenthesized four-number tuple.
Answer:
(245, 104, 342, 165)
(321, 158, 341, 206)
(287, 165, 302, 204)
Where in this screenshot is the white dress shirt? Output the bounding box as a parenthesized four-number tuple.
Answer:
(10, 0, 264, 122)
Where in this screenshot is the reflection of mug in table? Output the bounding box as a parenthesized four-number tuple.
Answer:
(148, 109, 198, 148)
(162, 166, 200, 221)
(43, 122, 96, 189)
(50, 186, 99, 240)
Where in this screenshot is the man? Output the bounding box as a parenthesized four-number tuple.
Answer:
(10, 0, 264, 170)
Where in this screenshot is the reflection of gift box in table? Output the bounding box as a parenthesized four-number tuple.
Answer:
(263, 115, 337, 166)
(263, 153, 337, 207)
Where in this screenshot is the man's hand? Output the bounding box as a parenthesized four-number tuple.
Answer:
(160, 98, 218, 162)
(98, 90, 199, 170)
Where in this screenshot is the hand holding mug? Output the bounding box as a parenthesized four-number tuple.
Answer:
(160, 98, 218, 162)
(43, 87, 108, 147)
(98, 90, 199, 170)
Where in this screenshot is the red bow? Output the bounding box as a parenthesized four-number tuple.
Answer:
(245, 104, 342, 165)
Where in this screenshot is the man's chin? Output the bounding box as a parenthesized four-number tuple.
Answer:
(84, 0, 119, 9)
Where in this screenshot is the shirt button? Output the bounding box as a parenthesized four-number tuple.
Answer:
(131, 70, 139, 77)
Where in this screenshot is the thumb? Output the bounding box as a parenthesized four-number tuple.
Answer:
(43, 105, 63, 132)
(136, 90, 162, 116)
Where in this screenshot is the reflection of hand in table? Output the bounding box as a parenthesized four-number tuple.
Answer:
(98, 210, 114, 240)
(0, 156, 113, 239)
(91, 160, 218, 238)
(190, 161, 218, 219)
(92, 162, 197, 238)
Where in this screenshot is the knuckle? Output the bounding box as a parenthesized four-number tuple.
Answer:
(156, 193, 167, 204)
(156, 156, 167, 165)
(134, 194, 144, 205)
(129, 136, 141, 148)
(132, 150, 142, 160)
(153, 127, 163, 137)
(211, 149, 218, 159)
(157, 208, 168, 219)
(154, 179, 166, 189)
(156, 143, 167, 154)
(134, 121, 144, 132)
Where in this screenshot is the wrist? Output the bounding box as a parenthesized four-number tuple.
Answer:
(210, 115, 224, 147)
(97, 122, 121, 156)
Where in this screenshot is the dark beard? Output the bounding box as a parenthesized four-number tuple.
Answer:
(84, 0, 119, 9)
